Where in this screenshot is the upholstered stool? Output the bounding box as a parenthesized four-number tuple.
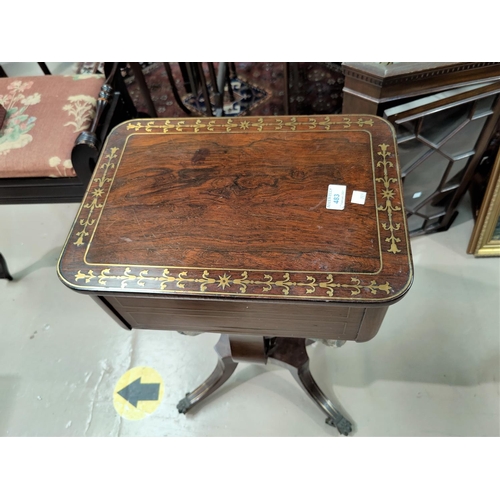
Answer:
(0, 74, 104, 180)
(0, 66, 142, 280)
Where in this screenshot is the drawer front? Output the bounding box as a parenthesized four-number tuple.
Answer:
(103, 295, 365, 340)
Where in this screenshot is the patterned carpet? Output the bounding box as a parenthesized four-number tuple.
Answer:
(77, 62, 345, 117)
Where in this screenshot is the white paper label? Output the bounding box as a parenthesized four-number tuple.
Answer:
(351, 190, 367, 205)
(326, 184, 346, 210)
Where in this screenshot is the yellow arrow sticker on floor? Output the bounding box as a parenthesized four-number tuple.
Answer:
(113, 367, 164, 420)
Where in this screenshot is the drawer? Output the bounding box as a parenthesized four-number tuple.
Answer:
(103, 295, 368, 340)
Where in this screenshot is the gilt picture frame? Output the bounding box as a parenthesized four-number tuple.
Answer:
(467, 147, 500, 256)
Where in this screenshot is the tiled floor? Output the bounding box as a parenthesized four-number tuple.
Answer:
(1, 194, 499, 436)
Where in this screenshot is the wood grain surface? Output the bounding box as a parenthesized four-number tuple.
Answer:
(58, 115, 413, 304)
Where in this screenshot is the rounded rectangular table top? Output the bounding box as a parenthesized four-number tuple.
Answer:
(58, 115, 413, 304)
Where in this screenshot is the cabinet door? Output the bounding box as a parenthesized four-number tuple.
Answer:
(383, 82, 500, 235)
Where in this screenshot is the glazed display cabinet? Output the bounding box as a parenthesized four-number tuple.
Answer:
(342, 62, 500, 235)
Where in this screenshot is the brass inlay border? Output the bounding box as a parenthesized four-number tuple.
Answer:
(74, 268, 392, 297)
(62, 116, 410, 300)
(74, 147, 120, 247)
(375, 143, 402, 254)
(125, 116, 375, 134)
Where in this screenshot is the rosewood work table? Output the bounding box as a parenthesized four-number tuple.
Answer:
(58, 114, 413, 435)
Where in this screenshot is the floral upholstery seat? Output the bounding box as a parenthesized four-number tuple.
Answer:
(0, 74, 105, 179)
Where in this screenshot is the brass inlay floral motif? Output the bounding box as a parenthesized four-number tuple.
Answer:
(251, 118, 265, 131)
(275, 117, 299, 131)
(74, 147, 119, 247)
(74, 268, 392, 297)
(125, 116, 374, 134)
(308, 117, 375, 130)
(376, 143, 402, 254)
(127, 120, 186, 133)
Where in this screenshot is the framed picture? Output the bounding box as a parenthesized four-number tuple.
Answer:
(467, 147, 500, 256)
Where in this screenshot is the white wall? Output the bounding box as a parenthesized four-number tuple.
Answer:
(0, 62, 76, 76)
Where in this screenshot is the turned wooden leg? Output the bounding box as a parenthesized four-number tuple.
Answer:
(267, 337, 353, 436)
(177, 335, 238, 414)
(0, 253, 13, 280)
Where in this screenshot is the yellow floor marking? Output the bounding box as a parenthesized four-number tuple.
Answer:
(113, 367, 164, 420)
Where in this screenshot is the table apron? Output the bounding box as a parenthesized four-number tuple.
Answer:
(98, 294, 388, 342)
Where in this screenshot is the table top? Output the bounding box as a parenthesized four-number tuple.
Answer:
(58, 115, 413, 304)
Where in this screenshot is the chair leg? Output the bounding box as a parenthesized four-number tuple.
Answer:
(207, 63, 223, 116)
(196, 63, 214, 116)
(0, 253, 13, 280)
(216, 64, 227, 104)
(229, 63, 237, 79)
(225, 64, 235, 102)
(163, 63, 192, 115)
(284, 62, 290, 115)
(37, 62, 51, 75)
(128, 62, 157, 117)
(178, 63, 192, 93)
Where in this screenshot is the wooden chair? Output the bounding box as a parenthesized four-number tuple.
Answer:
(0, 62, 140, 204)
(0, 62, 141, 279)
(164, 63, 236, 117)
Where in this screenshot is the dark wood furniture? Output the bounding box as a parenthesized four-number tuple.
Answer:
(58, 114, 413, 435)
(163, 63, 237, 117)
(0, 104, 10, 279)
(342, 62, 500, 236)
(0, 103, 6, 129)
(128, 63, 158, 118)
(0, 252, 13, 280)
(0, 62, 139, 204)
